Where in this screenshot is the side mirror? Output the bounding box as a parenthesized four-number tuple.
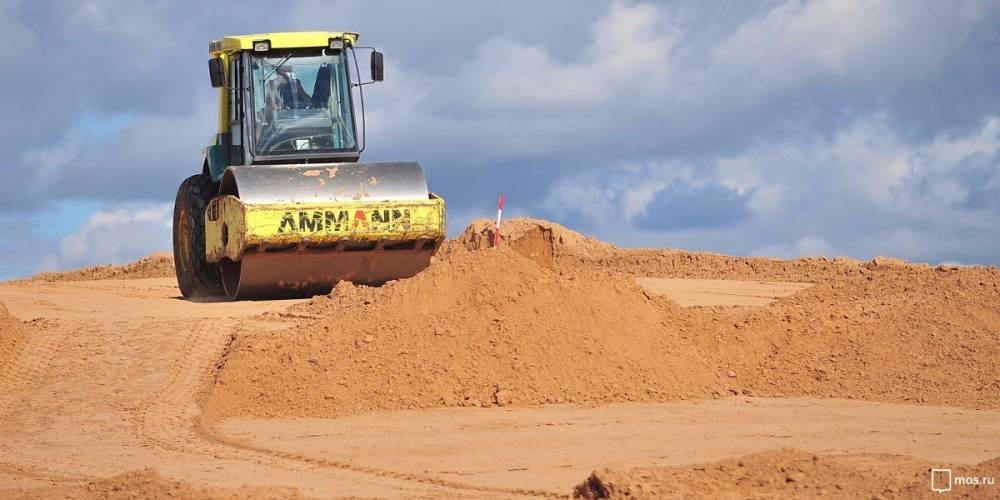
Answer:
(370, 51, 384, 82)
(208, 57, 225, 88)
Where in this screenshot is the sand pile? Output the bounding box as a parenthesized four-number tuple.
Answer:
(4, 468, 302, 499)
(0, 302, 27, 364)
(205, 218, 1000, 419)
(721, 266, 1000, 406)
(574, 449, 1000, 499)
(457, 219, 978, 283)
(444, 217, 615, 265)
(32, 252, 174, 281)
(205, 246, 715, 418)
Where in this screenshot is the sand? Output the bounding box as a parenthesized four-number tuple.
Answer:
(205, 218, 1000, 420)
(0, 302, 28, 366)
(575, 449, 1000, 499)
(0, 217, 997, 498)
(30, 252, 175, 282)
(218, 397, 1000, 494)
(5, 469, 301, 499)
(635, 277, 813, 306)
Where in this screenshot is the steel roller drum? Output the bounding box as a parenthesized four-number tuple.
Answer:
(214, 162, 443, 300)
(219, 161, 431, 204)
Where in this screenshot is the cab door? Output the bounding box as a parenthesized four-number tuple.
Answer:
(228, 54, 246, 165)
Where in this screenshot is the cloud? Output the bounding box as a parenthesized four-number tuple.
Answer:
(383, 0, 998, 154)
(39, 203, 173, 273)
(59, 205, 168, 259)
(1, 0, 999, 275)
(546, 115, 1000, 263)
(548, 169, 756, 234)
(0, 201, 174, 279)
(453, 2, 675, 113)
(900, 117, 1000, 209)
(634, 181, 754, 232)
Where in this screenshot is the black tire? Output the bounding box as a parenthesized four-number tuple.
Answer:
(173, 173, 224, 298)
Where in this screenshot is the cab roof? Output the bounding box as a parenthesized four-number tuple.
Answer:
(209, 31, 359, 55)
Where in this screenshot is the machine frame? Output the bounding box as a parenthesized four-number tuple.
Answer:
(172, 31, 444, 300)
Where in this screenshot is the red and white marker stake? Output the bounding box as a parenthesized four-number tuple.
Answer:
(493, 192, 505, 247)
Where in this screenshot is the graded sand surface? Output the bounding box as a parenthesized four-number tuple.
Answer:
(1, 218, 998, 498)
(219, 398, 1000, 493)
(634, 277, 813, 306)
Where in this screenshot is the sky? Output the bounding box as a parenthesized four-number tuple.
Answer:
(1, 0, 998, 279)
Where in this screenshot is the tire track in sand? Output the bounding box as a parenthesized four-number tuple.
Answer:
(0, 320, 67, 419)
(197, 418, 561, 499)
(0, 319, 94, 483)
(0, 461, 87, 483)
(132, 318, 421, 496)
(135, 317, 557, 498)
(132, 319, 238, 457)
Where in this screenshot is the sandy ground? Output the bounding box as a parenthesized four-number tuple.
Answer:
(634, 277, 813, 306)
(220, 398, 1000, 493)
(2, 276, 998, 498)
(0, 278, 462, 498)
(1, 218, 998, 498)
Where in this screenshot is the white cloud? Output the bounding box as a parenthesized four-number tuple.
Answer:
(716, 115, 1000, 214)
(545, 161, 696, 226)
(1, 0, 998, 274)
(355, 0, 997, 172)
(709, 0, 955, 89)
(456, 1, 676, 112)
(39, 203, 173, 272)
(546, 115, 1000, 263)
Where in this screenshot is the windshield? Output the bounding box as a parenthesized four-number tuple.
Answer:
(251, 48, 356, 155)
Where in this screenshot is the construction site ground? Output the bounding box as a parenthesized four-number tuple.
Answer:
(1, 218, 998, 498)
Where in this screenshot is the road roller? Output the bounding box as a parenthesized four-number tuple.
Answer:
(173, 31, 445, 300)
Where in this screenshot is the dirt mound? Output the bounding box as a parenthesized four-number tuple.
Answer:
(444, 217, 615, 265)
(4, 468, 302, 499)
(205, 246, 710, 419)
(574, 449, 1000, 499)
(720, 266, 1000, 406)
(31, 252, 174, 282)
(593, 249, 942, 282)
(205, 218, 1000, 420)
(0, 302, 27, 364)
(451, 218, 955, 282)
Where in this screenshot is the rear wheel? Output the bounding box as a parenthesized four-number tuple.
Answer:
(173, 173, 223, 298)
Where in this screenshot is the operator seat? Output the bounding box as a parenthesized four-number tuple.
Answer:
(312, 66, 331, 109)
